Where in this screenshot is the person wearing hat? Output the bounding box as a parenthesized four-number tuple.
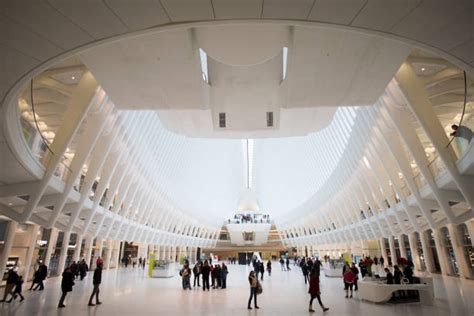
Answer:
(88, 258, 103, 306)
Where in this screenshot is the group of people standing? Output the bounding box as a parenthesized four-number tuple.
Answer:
(58, 257, 103, 308)
(180, 260, 229, 291)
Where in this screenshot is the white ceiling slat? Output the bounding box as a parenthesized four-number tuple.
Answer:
(103, 0, 170, 30)
(262, 0, 314, 20)
(212, 0, 263, 19)
(47, 0, 129, 39)
(1, 1, 93, 50)
(308, 0, 367, 25)
(160, 0, 215, 22)
(351, 0, 421, 31)
(0, 14, 62, 61)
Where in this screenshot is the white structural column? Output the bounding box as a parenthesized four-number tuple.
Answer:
(20, 72, 98, 222)
(73, 234, 83, 262)
(388, 236, 397, 265)
(105, 239, 113, 269)
(433, 228, 454, 276)
(399, 235, 408, 259)
(57, 231, 71, 275)
(83, 236, 94, 268)
(396, 63, 474, 209)
(447, 224, 474, 279)
(0, 221, 18, 279)
(23, 224, 40, 280)
(419, 230, 436, 273)
(112, 240, 121, 268)
(96, 237, 104, 262)
(408, 232, 422, 271)
(43, 228, 58, 268)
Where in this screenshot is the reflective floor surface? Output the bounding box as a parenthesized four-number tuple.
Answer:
(1, 262, 473, 315)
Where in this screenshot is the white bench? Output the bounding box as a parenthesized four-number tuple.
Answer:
(358, 280, 434, 305)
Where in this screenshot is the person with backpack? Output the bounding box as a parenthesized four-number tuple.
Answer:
(180, 264, 192, 290)
(308, 267, 329, 313)
(247, 271, 259, 310)
(279, 257, 285, 271)
(193, 261, 201, 288)
(58, 266, 75, 308)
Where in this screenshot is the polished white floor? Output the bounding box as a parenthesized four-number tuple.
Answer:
(1, 263, 473, 315)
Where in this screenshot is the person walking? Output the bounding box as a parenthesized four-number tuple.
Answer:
(193, 261, 201, 287)
(343, 264, 356, 298)
(79, 259, 89, 280)
(201, 260, 211, 291)
(279, 257, 285, 271)
(350, 263, 359, 291)
(30, 261, 48, 291)
(308, 267, 329, 313)
(302, 261, 309, 284)
(286, 258, 291, 271)
(247, 271, 259, 310)
(58, 267, 75, 308)
(259, 261, 265, 281)
(88, 258, 103, 306)
(7, 275, 25, 303)
(1, 268, 19, 303)
(266, 260, 272, 276)
(221, 262, 228, 289)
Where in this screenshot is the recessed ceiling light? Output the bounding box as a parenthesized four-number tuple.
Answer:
(8, 203, 13, 206)
(71, 76, 76, 80)
(421, 67, 425, 71)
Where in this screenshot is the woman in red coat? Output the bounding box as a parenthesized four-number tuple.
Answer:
(308, 267, 329, 313)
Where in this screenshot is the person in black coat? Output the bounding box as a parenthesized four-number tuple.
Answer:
(393, 265, 403, 284)
(31, 261, 48, 291)
(259, 262, 265, 281)
(88, 259, 103, 306)
(1, 269, 19, 302)
(8, 275, 25, 303)
(58, 267, 75, 308)
(201, 260, 211, 291)
(79, 259, 89, 280)
(385, 268, 394, 284)
(220, 263, 228, 289)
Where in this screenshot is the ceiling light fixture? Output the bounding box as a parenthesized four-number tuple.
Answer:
(421, 67, 425, 71)
(71, 76, 76, 80)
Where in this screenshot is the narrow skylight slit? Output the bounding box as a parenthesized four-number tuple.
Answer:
(199, 48, 208, 83)
(246, 139, 254, 188)
(282, 47, 288, 80)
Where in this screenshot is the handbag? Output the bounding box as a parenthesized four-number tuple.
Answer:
(256, 281, 263, 295)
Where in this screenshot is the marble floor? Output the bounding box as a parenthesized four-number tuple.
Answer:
(1, 263, 473, 316)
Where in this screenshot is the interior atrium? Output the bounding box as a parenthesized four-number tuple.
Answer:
(0, 1, 473, 315)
